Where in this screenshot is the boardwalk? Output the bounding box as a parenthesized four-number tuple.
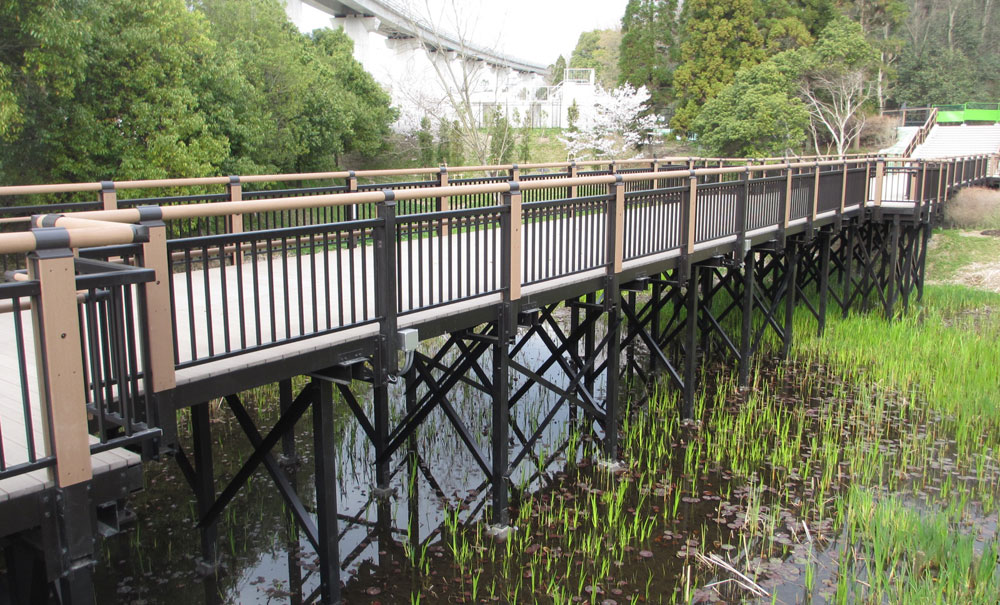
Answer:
(0, 154, 992, 604)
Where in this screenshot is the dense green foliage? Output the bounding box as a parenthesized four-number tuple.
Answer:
(0, 0, 395, 185)
(692, 60, 809, 156)
(569, 29, 622, 89)
(671, 0, 767, 134)
(617, 0, 678, 114)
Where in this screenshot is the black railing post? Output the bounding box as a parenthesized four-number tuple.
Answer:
(603, 176, 624, 459)
(373, 195, 398, 492)
(491, 183, 521, 527)
(735, 164, 749, 256)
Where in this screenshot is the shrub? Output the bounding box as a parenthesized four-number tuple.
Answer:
(859, 114, 899, 150)
(943, 187, 1000, 230)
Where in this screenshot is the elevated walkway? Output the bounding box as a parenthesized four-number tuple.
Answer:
(912, 124, 1000, 159)
(880, 126, 920, 156)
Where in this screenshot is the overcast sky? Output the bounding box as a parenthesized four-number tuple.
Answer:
(297, 0, 629, 65)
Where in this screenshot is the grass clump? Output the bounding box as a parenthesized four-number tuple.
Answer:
(791, 286, 1000, 464)
(943, 187, 1000, 230)
(839, 486, 1000, 603)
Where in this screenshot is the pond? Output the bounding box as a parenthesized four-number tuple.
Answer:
(92, 290, 1000, 604)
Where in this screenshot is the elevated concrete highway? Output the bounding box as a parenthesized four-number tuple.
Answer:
(298, 0, 549, 75)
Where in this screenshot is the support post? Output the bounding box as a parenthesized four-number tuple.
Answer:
(28, 244, 96, 601)
(28, 246, 92, 487)
(782, 241, 798, 358)
(491, 305, 511, 526)
(818, 231, 831, 336)
(99, 181, 117, 211)
(682, 264, 699, 419)
(503, 183, 522, 301)
(140, 220, 177, 446)
(886, 215, 901, 317)
(603, 177, 625, 458)
(192, 402, 218, 573)
(279, 379, 296, 465)
(313, 380, 342, 605)
(373, 197, 398, 491)
(738, 249, 754, 388)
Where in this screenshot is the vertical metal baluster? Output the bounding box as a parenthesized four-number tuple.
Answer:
(218, 240, 230, 353)
(295, 235, 304, 337)
(234, 240, 246, 350)
(201, 245, 214, 357)
(361, 227, 369, 320)
(323, 231, 331, 330)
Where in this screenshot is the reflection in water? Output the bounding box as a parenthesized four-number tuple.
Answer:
(94, 316, 605, 603)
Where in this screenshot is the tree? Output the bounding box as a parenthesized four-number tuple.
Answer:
(567, 100, 580, 131)
(891, 0, 1000, 106)
(692, 59, 810, 157)
(417, 117, 435, 166)
(560, 84, 659, 160)
(399, 0, 519, 166)
(0, 0, 397, 186)
(195, 0, 395, 174)
(671, 0, 766, 135)
(488, 111, 515, 166)
(794, 18, 879, 155)
(570, 29, 623, 89)
(618, 0, 679, 114)
(548, 55, 567, 86)
(1, 0, 230, 184)
(836, 0, 907, 111)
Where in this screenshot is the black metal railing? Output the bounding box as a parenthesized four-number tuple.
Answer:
(695, 180, 741, 243)
(522, 194, 609, 285)
(624, 185, 683, 260)
(73, 255, 159, 450)
(396, 206, 505, 313)
(0, 280, 54, 481)
(166, 219, 380, 368)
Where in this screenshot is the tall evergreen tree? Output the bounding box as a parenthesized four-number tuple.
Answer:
(548, 55, 567, 86)
(670, 0, 766, 134)
(618, 0, 678, 114)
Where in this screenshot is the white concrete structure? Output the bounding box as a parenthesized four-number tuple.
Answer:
(284, 0, 599, 129)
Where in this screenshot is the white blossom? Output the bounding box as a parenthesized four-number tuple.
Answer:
(560, 84, 659, 160)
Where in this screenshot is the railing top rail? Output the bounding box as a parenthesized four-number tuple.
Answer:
(0, 154, 991, 255)
(0, 154, 889, 199)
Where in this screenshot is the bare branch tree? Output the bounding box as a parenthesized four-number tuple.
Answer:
(800, 69, 874, 157)
(393, 0, 520, 167)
